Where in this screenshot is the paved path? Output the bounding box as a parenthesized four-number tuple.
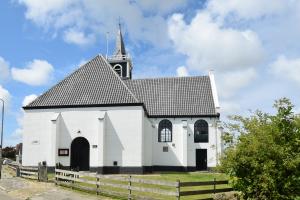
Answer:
(0, 166, 111, 200)
(0, 189, 15, 200)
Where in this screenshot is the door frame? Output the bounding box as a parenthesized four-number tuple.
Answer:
(196, 149, 207, 171)
(70, 137, 90, 171)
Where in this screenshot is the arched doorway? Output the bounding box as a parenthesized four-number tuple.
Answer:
(70, 137, 90, 171)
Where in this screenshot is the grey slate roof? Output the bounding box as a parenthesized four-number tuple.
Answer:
(124, 77, 217, 117)
(24, 54, 217, 117)
(25, 55, 139, 108)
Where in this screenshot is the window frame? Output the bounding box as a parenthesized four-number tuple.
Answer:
(113, 64, 122, 77)
(158, 119, 172, 142)
(194, 119, 209, 143)
(58, 148, 69, 156)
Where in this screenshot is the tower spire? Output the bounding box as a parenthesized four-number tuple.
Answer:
(108, 20, 132, 79)
(114, 21, 126, 57)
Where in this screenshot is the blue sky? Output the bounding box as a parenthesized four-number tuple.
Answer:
(1, 0, 300, 146)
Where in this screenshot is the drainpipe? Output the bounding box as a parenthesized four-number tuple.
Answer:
(215, 119, 219, 166)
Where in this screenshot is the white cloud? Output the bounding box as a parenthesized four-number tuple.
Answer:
(208, 0, 290, 20)
(0, 85, 11, 107)
(17, 0, 173, 47)
(0, 57, 10, 81)
(176, 66, 189, 77)
(137, 0, 186, 14)
(63, 29, 96, 46)
(11, 59, 54, 86)
(270, 55, 300, 84)
(220, 100, 241, 116)
(9, 94, 38, 146)
(168, 12, 265, 72)
(217, 68, 257, 99)
(6, 94, 38, 145)
(22, 94, 38, 106)
(18, 0, 76, 27)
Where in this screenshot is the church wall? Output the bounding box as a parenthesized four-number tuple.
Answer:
(151, 117, 221, 169)
(22, 106, 222, 172)
(22, 110, 54, 167)
(142, 115, 153, 166)
(104, 107, 144, 167)
(22, 106, 145, 169)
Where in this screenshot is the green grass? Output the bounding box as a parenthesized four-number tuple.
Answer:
(47, 172, 55, 181)
(54, 171, 231, 200)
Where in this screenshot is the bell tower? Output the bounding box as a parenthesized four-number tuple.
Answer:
(108, 23, 132, 79)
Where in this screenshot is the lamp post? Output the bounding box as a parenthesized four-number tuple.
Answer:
(0, 98, 4, 179)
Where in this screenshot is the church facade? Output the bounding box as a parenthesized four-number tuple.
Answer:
(22, 27, 223, 174)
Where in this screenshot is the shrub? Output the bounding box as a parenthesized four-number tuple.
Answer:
(220, 98, 300, 200)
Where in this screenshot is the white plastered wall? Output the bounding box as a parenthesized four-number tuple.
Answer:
(150, 117, 221, 168)
(22, 106, 144, 167)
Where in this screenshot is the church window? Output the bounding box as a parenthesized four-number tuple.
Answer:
(113, 64, 122, 76)
(194, 120, 209, 143)
(158, 119, 172, 142)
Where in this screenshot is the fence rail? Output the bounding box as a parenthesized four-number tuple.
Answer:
(20, 166, 39, 179)
(7, 163, 47, 182)
(55, 169, 176, 199)
(179, 178, 233, 199)
(55, 169, 232, 200)
(7, 163, 19, 171)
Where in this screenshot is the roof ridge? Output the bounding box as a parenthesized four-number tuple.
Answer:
(100, 54, 140, 103)
(127, 75, 209, 81)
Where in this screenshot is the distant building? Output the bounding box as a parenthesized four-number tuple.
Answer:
(22, 26, 223, 173)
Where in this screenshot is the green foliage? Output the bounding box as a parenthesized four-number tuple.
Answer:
(2, 146, 16, 160)
(220, 98, 300, 200)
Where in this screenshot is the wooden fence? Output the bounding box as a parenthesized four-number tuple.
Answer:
(19, 166, 39, 179)
(55, 169, 232, 200)
(7, 163, 19, 171)
(179, 179, 233, 200)
(7, 163, 47, 182)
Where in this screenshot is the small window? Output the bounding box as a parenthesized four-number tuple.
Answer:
(158, 119, 172, 142)
(113, 65, 122, 77)
(163, 146, 168, 152)
(113, 161, 118, 166)
(194, 120, 209, 143)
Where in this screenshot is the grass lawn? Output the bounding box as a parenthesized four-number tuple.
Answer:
(53, 171, 231, 200)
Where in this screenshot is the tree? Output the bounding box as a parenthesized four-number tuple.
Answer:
(2, 146, 16, 160)
(220, 98, 300, 200)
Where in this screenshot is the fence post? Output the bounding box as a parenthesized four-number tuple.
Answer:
(16, 166, 20, 177)
(55, 168, 57, 185)
(176, 179, 180, 200)
(38, 162, 41, 181)
(38, 162, 48, 182)
(128, 175, 132, 200)
(213, 178, 216, 194)
(71, 170, 75, 190)
(96, 175, 100, 195)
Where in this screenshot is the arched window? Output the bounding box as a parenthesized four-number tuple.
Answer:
(194, 120, 208, 143)
(113, 64, 122, 77)
(158, 119, 172, 142)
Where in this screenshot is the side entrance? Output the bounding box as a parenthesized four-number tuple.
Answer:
(196, 149, 207, 171)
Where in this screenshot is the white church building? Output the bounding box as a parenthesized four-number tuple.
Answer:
(22, 27, 223, 174)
